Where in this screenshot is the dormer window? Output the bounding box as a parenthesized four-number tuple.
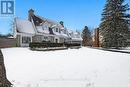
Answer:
(43, 25, 48, 30)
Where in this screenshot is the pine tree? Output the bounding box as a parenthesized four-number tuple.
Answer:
(100, 0, 130, 48)
(82, 26, 92, 46)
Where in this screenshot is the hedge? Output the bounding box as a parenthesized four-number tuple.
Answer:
(29, 42, 81, 48)
(64, 43, 81, 47)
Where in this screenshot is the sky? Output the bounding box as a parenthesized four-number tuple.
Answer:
(0, 0, 130, 34)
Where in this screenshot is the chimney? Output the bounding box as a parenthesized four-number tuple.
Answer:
(60, 21, 64, 27)
(28, 9, 34, 21)
(94, 28, 100, 47)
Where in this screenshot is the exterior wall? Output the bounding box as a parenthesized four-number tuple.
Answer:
(0, 38, 17, 48)
(16, 35, 21, 47)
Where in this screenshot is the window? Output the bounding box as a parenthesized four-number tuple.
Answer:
(59, 29, 61, 33)
(44, 37, 48, 41)
(55, 39, 58, 43)
(43, 25, 48, 30)
(56, 28, 58, 32)
(50, 36, 54, 42)
(22, 36, 31, 44)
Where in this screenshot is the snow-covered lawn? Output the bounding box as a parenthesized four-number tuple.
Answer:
(2, 47, 130, 87)
(118, 47, 130, 52)
(105, 47, 130, 53)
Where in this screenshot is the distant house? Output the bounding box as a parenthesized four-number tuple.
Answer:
(14, 9, 82, 47)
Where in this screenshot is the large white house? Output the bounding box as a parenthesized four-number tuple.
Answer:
(14, 9, 82, 47)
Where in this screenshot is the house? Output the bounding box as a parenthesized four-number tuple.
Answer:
(14, 9, 82, 47)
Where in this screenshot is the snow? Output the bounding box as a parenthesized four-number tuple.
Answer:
(37, 16, 60, 26)
(104, 47, 130, 53)
(36, 26, 44, 33)
(118, 47, 130, 52)
(36, 26, 49, 34)
(1, 47, 130, 87)
(61, 33, 69, 38)
(71, 38, 82, 41)
(67, 29, 82, 41)
(15, 18, 35, 34)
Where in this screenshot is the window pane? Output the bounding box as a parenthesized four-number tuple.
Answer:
(56, 28, 58, 32)
(22, 37, 31, 44)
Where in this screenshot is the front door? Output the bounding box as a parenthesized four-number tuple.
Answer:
(55, 39, 58, 43)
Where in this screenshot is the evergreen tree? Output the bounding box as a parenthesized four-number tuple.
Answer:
(100, 0, 130, 48)
(82, 26, 92, 46)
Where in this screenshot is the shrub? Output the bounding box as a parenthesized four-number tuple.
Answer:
(29, 42, 64, 48)
(29, 42, 81, 48)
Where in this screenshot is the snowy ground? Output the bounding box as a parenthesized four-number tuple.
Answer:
(106, 47, 130, 53)
(118, 47, 130, 52)
(2, 47, 130, 87)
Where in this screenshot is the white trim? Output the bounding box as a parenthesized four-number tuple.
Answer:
(31, 17, 38, 35)
(17, 32, 34, 36)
